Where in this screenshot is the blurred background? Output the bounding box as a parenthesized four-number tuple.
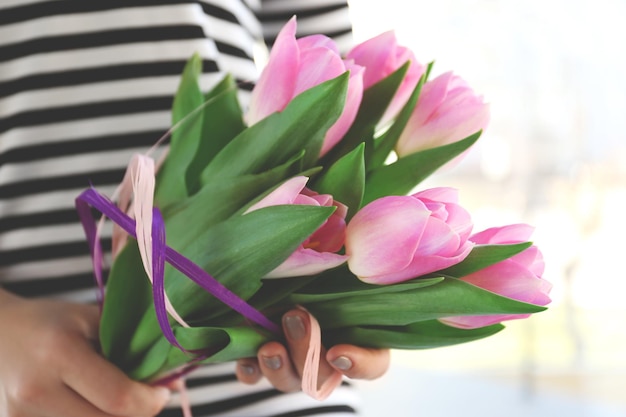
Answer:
(347, 0, 626, 415)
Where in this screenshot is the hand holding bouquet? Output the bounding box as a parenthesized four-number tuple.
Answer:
(76, 16, 551, 399)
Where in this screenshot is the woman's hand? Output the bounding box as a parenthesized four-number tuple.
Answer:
(0, 290, 171, 417)
(235, 308, 390, 392)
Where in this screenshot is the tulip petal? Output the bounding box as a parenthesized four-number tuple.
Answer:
(307, 213, 346, 253)
(415, 189, 473, 240)
(245, 176, 308, 213)
(305, 192, 333, 207)
(439, 314, 527, 330)
(264, 249, 348, 279)
(346, 31, 423, 125)
(395, 71, 490, 159)
(297, 34, 340, 53)
(462, 261, 547, 303)
(470, 224, 545, 276)
(346, 196, 430, 278)
(320, 64, 364, 156)
(362, 241, 473, 285)
(471, 224, 535, 244)
(442, 203, 474, 241)
(347, 31, 399, 88)
(415, 72, 454, 125)
(414, 187, 459, 204)
(417, 216, 463, 256)
(246, 17, 299, 124)
(294, 193, 323, 206)
(513, 247, 545, 277)
(295, 47, 347, 96)
(412, 241, 474, 273)
(441, 257, 552, 329)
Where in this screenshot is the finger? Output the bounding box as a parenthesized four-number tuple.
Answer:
(14, 381, 117, 417)
(326, 345, 391, 380)
(256, 341, 301, 392)
(235, 358, 262, 385)
(282, 309, 336, 384)
(69, 303, 101, 341)
(60, 339, 170, 417)
(163, 378, 185, 392)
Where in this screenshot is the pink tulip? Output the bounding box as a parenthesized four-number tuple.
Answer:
(440, 224, 552, 329)
(345, 187, 473, 285)
(246, 17, 364, 157)
(395, 71, 490, 158)
(246, 176, 348, 278)
(346, 30, 425, 125)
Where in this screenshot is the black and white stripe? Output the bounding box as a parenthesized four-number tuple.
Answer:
(1, 1, 358, 415)
(165, 363, 361, 417)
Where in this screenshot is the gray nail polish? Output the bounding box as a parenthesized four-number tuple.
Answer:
(240, 363, 256, 375)
(331, 356, 353, 371)
(263, 355, 282, 370)
(284, 314, 306, 340)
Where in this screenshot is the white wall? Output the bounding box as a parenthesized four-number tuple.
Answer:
(348, 1, 626, 415)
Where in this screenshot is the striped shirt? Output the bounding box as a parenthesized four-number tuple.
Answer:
(0, 1, 361, 415)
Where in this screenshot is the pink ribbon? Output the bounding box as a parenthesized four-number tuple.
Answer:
(298, 306, 344, 400)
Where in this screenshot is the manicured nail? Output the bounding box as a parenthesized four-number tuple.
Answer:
(239, 363, 256, 375)
(284, 314, 306, 340)
(331, 356, 353, 371)
(262, 355, 282, 370)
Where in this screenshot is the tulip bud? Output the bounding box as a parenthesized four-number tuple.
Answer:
(395, 71, 490, 158)
(346, 30, 424, 125)
(345, 187, 473, 284)
(440, 224, 552, 329)
(246, 17, 364, 157)
(246, 177, 348, 278)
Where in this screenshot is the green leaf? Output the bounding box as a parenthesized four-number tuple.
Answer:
(368, 65, 431, 170)
(305, 277, 546, 329)
(126, 331, 173, 381)
(439, 242, 533, 278)
(290, 267, 443, 303)
(129, 325, 270, 381)
(363, 131, 482, 204)
(324, 320, 505, 349)
(321, 61, 411, 168)
(312, 142, 365, 219)
(127, 205, 335, 356)
(99, 241, 153, 366)
(154, 54, 205, 208)
(200, 74, 349, 183)
(246, 276, 319, 314)
(185, 74, 245, 195)
(163, 154, 306, 249)
(172, 205, 336, 318)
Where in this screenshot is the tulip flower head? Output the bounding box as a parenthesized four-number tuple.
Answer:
(246, 176, 348, 278)
(440, 224, 552, 329)
(395, 71, 490, 159)
(346, 30, 425, 125)
(345, 187, 474, 285)
(246, 17, 364, 157)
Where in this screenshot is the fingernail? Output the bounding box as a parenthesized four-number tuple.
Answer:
(331, 356, 353, 371)
(239, 363, 256, 375)
(262, 355, 282, 370)
(284, 314, 306, 340)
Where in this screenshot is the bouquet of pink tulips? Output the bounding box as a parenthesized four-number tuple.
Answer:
(76, 17, 552, 386)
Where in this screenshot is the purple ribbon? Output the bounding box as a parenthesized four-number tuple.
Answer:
(75, 187, 281, 353)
